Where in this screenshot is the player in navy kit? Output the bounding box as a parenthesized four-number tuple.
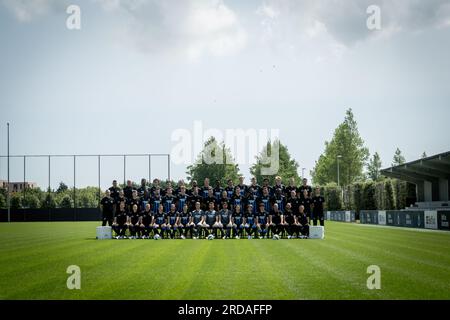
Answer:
(153, 204, 167, 238)
(128, 204, 141, 239)
(256, 203, 268, 239)
(270, 203, 283, 238)
(179, 203, 192, 239)
(204, 202, 217, 237)
(244, 204, 256, 239)
(219, 201, 232, 239)
(232, 204, 244, 239)
(168, 204, 180, 239)
(140, 203, 153, 239)
(191, 202, 205, 239)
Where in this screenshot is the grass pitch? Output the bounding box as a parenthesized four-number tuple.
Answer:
(0, 221, 449, 300)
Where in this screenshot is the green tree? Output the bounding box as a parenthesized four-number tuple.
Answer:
(22, 194, 40, 209)
(186, 137, 241, 185)
(367, 152, 382, 181)
(10, 194, 23, 209)
(350, 182, 364, 214)
(323, 183, 343, 211)
(311, 108, 369, 186)
(0, 192, 6, 209)
(362, 182, 376, 210)
(250, 140, 300, 185)
(384, 180, 395, 210)
(392, 148, 406, 166)
(59, 195, 74, 208)
(41, 189, 57, 209)
(56, 182, 69, 193)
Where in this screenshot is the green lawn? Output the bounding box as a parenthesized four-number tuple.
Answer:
(0, 221, 449, 300)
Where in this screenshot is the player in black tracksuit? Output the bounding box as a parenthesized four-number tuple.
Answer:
(188, 187, 203, 211)
(311, 187, 325, 226)
(108, 180, 121, 214)
(140, 203, 153, 238)
(180, 204, 193, 239)
(153, 204, 167, 238)
(219, 202, 232, 239)
(283, 203, 297, 238)
(112, 202, 128, 238)
(123, 180, 135, 201)
(299, 179, 313, 199)
(100, 190, 114, 226)
(270, 203, 283, 237)
(297, 205, 310, 237)
(128, 204, 141, 239)
(300, 190, 312, 222)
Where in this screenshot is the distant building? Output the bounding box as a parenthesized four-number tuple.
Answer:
(0, 180, 37, 192)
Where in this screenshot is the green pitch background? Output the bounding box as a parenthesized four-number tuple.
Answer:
(0, 221, 449, 300)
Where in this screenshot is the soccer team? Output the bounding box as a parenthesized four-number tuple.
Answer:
(100, 177, 325, 240)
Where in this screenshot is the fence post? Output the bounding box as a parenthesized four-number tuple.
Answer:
(74, 155, 76, 221)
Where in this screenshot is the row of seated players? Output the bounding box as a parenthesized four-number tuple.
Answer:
(111, 200, 312, 240)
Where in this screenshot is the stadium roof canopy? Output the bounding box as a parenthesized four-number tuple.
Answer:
(381, 151, 450, 203)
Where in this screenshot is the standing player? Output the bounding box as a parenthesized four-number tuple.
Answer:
(137, 178, 149, 200)
(112, 201, 128, 239)
(285, 178, 298, 198)
(273, 187, 286, 212)
(299, 178, 313, 199)
(237, 176, 247, 196)
(300, 189, 312, 222)
(123, 180, 135, 201)
(188, 187, 202, 211)
(249, 177, 261, 197)
(219, 190, 231, 208)
(176, 186, 190, 213)
(261, 178, 273, 196)
(231, 187, 244, 211)
(225, 179, 235, 198)
(162, 187, 176, 213)
(311, 187, 325, 226)
(245, 187, 258, 215)
(128, 190, 142, 212)
(287, 190, 300, 214)
(201, 178, 211, 198)
(150, 179, 161, 197)
(213, 180, 223, 201)
(109, 180, 121, 214)
(150, 188, 163, 214)
(100, 190, 114, 226)
(203, 187, 218, 211)
(273, 176, 285, 195)
(258, 186, 273, 213)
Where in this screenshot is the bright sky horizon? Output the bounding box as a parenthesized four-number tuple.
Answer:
(1, 0, 449, 190)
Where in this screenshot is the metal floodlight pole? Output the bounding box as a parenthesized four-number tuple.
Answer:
(148, 155, 151, 184)
(73, 155, 76, 219)
(23, 156, 26, 202)
(168, 154, 171, 182)
(98, 155, 101, 207)
(7, 123, 10, 223)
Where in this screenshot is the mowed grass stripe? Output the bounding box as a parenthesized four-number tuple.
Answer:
(0, 221, 449, 300)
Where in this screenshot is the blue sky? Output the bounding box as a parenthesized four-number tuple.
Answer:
(0, 0, 449, 189)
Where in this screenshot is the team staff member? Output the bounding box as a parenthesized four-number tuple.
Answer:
(140, 203, 153, 239)
(112, 202, 128, 239)
(297, 205, 310, 238)
(299, 178, 313, 199)
(100, 190, 114, 226)
(311, 187, 325, 226)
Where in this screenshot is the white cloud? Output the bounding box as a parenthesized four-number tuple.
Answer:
(1, 0, 66, 22)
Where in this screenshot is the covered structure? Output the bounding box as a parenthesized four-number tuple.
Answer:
(381, 151, 450, 209)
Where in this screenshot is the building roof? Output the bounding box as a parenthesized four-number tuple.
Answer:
(381, 151, 450, 183)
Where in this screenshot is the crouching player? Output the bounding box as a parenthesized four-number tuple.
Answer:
(180, 204, 192, 239)
(112, 202, 128, 239)
(140, 203, 153, 239)
(297, 205, 310, 238)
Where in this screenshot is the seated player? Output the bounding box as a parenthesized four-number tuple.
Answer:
(283, 203, 296, 239)
(244, 204, 257, 239)
(140, 203, 153, 239)
(256, 203, 268, 239)
(128, 204, 141, 239)
(204, 201, 217, 237)
(179, 203, 192, 239)
(168, 204, 180, 239)
(270, 203, 283, 238)
(191, 201, 205, 239)
(297, 205, 310, 238)
(300, 189, 312, 222)
(219, 201, 232, 239)
(232, 204, 244, 239)
(153, 204, 167, 239)
(112, 201, 127, 239)
(279, 204, 290, 239)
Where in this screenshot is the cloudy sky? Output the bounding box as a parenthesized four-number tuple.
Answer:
(1, 0, 449, 189)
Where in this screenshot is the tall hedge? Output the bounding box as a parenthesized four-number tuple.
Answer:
(362, 181, 377, 210)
